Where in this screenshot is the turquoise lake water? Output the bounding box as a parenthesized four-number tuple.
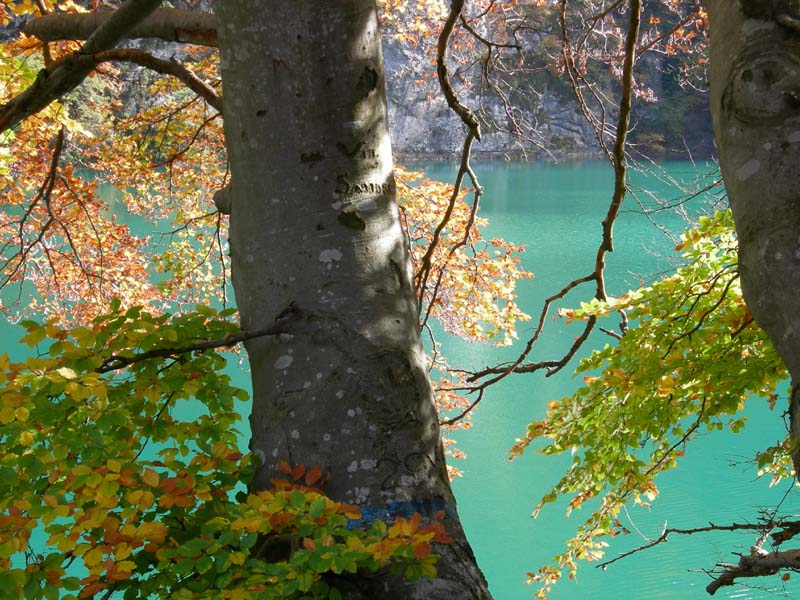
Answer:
(421, 161, 799, 600)
(3, 161, 797, 599)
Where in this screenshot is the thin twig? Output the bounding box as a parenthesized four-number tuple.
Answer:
(97, 305, 301, 373)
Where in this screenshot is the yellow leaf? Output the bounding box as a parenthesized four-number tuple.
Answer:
(114, 544, 132, 561)
(116, 560, 136, 573)
(81, 508, 106, 529)
(56, 367, 78, 380)
(194, 484, 212, 501)
(13, 498, 31, 510)
(135, 521, 166, 544)
(84, 546, 104, 567)
(0, 405, 15, 424)
(230, 516, 262, 533)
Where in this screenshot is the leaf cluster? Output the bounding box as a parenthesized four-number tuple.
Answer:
(0, 303, 448, 599)
(397, 166, 533, 346)
(512, 210, 788, 596)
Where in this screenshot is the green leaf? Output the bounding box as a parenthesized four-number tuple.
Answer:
(174, 558, 195, 576)
(240, 532, 258, 550)
(61, 577, 81, 591)
(290, 490, 306, 510)
(21, 324, 46, 347)
(309, 497, 326, 519)
(196, 555, 213, 575)
(23, 578, 40, 600)
(296, 570, 315, 592)
(43, 584, 59, 600)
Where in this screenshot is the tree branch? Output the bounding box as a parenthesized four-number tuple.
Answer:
(0, 0, 164, 133)
(415, 0, 484, 326)
(0, 127, 64, 289)
(97, 305, 302, 373)
(598, 518, 800, 571)
(435, 0, 482, 140)
(707, 549, 800, 595)
(594, 0, 640, 300)
(468, 0, 641, 387)
(82, 48, 221, 112)
(24, 7, 217, 47)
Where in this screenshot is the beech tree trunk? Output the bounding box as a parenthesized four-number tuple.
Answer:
(215, 1, 491, 597)
(705, 1, 800, 477)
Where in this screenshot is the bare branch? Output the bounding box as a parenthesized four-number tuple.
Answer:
(598, 519, 798, 571)
(469, 0, 641, 386)
(0, 127, 64, 289)
(24, 7, 217, 47)
(435, 0, 482, 140)
(459, 13, 521, 51)
(469, 273, 595, 381)
(88, 48, 222, 112)
(594, 0, 641, 301)
(707, 549, 800, 595)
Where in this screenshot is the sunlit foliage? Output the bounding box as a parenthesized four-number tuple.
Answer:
(515, 210, 787, 596)
(0, 304, 450, 599)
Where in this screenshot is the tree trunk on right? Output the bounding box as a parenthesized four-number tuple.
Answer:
(705, 1, 800, 475)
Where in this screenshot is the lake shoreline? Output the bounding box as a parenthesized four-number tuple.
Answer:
(394, 147, 718, 164)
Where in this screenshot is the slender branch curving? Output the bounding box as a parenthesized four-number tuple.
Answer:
(84, 48, 222, 112)
(467, 0, 641, 396)
(416, 0, 484, 320)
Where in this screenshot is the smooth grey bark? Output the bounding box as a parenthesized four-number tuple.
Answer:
(215, 1, 491, 597)
(706, 1, 800, 476)
(24, 8, 217, 47)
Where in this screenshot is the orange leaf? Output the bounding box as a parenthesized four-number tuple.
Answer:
(291, 465, 305, 481)
(412, 541, 431, 559)
(142, 469, 159, 488)
(79, 582, 107, 599)
(304, 466, 322, 487)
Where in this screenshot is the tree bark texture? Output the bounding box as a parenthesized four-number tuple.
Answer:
(706, 1, 800, 477)
(24, 8, 217, 47)
(215, 1, 491, 597)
